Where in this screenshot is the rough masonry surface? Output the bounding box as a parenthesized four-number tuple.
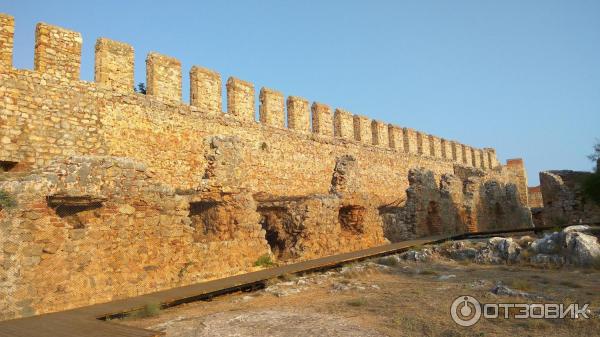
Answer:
(0, 14, 532, 320)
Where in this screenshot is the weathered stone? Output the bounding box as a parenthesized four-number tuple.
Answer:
(24, 212, 42, 220)
(530, 232, 561, 254)
(22, 244, 43, 257)
(529, 253, 564, 266)
(448, 247, 478, 261)
(490, 282, 537, 299)
(475, 237, 521, 264)
(399, 249, 433, 262)
(539, 170, 600, 227)
(69, 229, 86, 240)
(42, 244, 59, 254)
(563, 232, 600, 266)
(118, 204, 136, 215)
(3, 242, 18, 254)
(0, 16, 531, 322)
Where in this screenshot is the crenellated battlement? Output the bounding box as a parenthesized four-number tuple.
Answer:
(287, 96, 310, 132)
(146, 52, 182, 102)
(0, 14, 500, 171)
(95, 38, 134, 93)
(34, 22, 82, 80)
(0, 14, 535, 322)
(0, 14, 14, 72)
(259, 87, 285, 127)
(190, 65, 222, 115)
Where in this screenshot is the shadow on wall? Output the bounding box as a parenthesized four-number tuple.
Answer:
(338, 205, 367, 235)
(47, 196, 105, 229)
(257, 204, 304, 260)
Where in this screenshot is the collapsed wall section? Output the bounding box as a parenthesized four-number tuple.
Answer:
(539, 170, 600, 226)
(380, 166, 532, 242)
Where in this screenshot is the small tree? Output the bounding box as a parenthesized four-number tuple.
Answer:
(583, 140, 600, 204)
(134, 82, 146, 94)
(587, 139, 600, 165)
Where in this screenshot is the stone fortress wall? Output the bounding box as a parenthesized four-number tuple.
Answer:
(0, 15, 506, 196)
(0, 14, 532, 319)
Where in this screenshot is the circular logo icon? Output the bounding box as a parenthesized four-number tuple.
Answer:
(451, 295, 481, 327)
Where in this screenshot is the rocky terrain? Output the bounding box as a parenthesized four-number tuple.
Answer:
(121, 226, 600, 337)
(399, 225, 600, 268)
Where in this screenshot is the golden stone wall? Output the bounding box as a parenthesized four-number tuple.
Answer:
(387, 125, 403, 151)
(146, 52, 182, 102)
(259, 88, 285, 128)
(0, 14, 13, 72)
(371, 120, 387, 147)
(334, 108, 354, 139)
(527, 186, 543, 208)
(287, 96, 310, 132)
(94, 38, 134, 93)
(311, 102, 333, 136)
(226, 77, 255, 121)
(353, 115, 371, 144)
(34, 23, 82, 81)
(0, 14, 533, 319)
(190, 66, 222, 115)
(0, 14, 528, 211)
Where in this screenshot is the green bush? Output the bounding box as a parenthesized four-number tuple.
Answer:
(0, 189, 16, 210)
(254, 254, 275, 267)
(134, 82, 146, 94)
(132, 302, 161, 318)
(346, 297, 367, 307)
(583, 141, 600, 204)
(582, 172, 600, 205)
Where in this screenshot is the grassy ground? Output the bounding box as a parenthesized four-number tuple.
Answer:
(121, 258, 600, 337)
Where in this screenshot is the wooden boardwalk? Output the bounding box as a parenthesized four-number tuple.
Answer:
(0, 226, 560, 337)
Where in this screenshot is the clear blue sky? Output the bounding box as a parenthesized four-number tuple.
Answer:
(3, 0, 599, 185)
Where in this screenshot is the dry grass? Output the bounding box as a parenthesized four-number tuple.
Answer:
(516, 319, 550, 330)
(418, 269, 439, 276)
(529, 274, 551, 284)
(122, 259, 600, 337)
(558, 280, 582, 288)
(278, 273, 297, 282)
(346, 297, 367, 307)
(519, 248, 534, 260)
(509, 279, 534, 291)
(376, 256, 399, 267)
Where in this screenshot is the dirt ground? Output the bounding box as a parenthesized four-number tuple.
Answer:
(120, 258, 600, 337)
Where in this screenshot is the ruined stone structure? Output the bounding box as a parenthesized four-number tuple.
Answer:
(528, 185, 544, 226)
(0, 15, 532, 320)
(527, 186, 543, 208)
(538, 169, 600, 227)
